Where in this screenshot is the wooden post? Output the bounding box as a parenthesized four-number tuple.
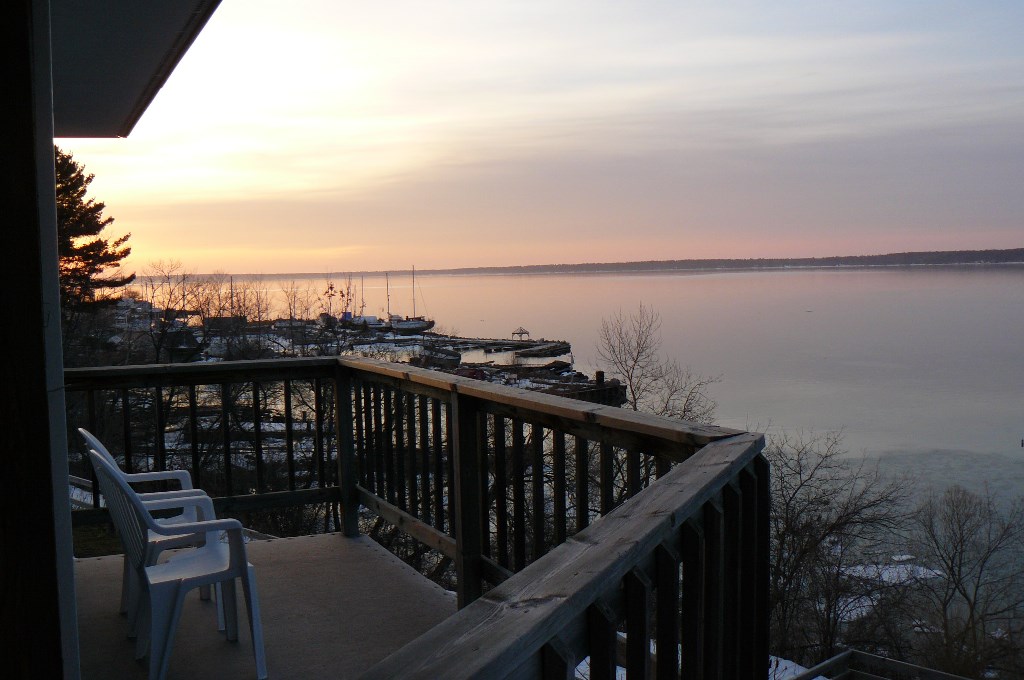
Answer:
(452, 391, 484, 607)
(335, 369, 359, 537)
(4, 3, 79, 670)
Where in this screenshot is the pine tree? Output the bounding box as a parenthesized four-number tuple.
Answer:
(55, 145, 134, 308)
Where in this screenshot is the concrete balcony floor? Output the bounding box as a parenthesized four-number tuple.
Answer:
(75, 532, 457, 679)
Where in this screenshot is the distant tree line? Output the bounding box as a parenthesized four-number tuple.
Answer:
(410, 247, 1024, 276)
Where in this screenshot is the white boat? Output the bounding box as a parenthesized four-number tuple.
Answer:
(388, 266, 435, 335)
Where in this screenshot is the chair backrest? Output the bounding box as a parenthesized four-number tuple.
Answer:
(79, 428, 120, 469)
(87, 448, 150, 571)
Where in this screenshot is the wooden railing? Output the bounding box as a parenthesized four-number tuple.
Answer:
(789, 649, 969, 680)
(66, 356, 768, 676)
(361, 431, 768, 679)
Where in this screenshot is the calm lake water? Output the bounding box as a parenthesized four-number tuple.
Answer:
(258, 266, 1024, 494)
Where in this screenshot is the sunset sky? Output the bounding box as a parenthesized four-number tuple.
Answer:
(59, 1, 1024, 274)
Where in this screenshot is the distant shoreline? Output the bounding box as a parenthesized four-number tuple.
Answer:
(213, 247, 1024, 279)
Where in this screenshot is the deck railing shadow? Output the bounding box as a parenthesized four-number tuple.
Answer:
(66, 356, 768, 678)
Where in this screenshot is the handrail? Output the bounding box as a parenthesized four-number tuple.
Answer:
(339, 356, 742, 459)
(361, 432, 767, 679)
(790, 649, 970, 680)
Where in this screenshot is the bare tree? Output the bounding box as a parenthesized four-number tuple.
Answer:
(767, 430, 909, 664)
(597, 302, 718, 423)
(908, 485, 1024, 676)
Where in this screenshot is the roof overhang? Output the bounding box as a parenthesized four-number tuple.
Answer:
(51, 0, 221, 138)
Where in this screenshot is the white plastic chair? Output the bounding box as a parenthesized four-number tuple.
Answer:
(89, 448, 267, 680)
(79, 428, 213, 619)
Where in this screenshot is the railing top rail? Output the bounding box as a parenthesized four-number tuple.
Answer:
(64, 356, 340, 389)
(790, 650, 971, 680)
(360, 432, 765, 680)
(340, 356, 744, 451)
(66, 356, 743, 452)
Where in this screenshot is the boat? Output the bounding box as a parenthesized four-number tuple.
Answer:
(390, 315, 435, 335)
(389, 266, 435, 335)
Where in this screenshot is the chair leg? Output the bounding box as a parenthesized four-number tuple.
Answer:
(134, 594, 151, 661)
(242, 564, 268, 680)
(126, 570, 144, 638)
(147, 580, 187, 680)
(215, 581, 226, 632)
(221, 577, 239, 642)
(120, 557, 131, 614)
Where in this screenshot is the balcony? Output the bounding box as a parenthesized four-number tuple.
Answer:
(66, 356, 767, 678)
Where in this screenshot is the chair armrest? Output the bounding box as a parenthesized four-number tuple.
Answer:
(124, 470, 194, 490)
(148, 517, 242, 537)
(143, 495, 217, 523)
(139, 488, 207, 501)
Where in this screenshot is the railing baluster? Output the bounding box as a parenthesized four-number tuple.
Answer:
(531, 423, 545, 559)
(354, 380, 366, 490)
(512, 418, 527, 570)
(284, 380, 296, 491)
(252, 381, 265, 493)
(187, 385, 201, 488)
(373, 384, 384, 501)
(432, 398, 444, 532)
(445, 402, 455, 533)
(335, 369, 359, 537)
(656, 543, 681, 680)
(120, 388, 133, 474)
(738, 469, 759, 680)
(625, 567, 652, 678)
(552, 431, 566, 546)
(587, 600, 617, 680)
(541, 638, 575, 680)
(755, 456, 771, 672)
(383, 388, 395, 504)
(477, 413, 490, 560)
(626, 447, 641, 498)
(703, 501, 724, 679)
(452, 392, 484, 607)
(406, 391, 418, 516)
(493, 415, 509, 568)
(87, 389, 99, 508)
(599, 441, 613, 514)
(314, 378, 326, 487)
(363, 383, 375, 494)
(419, 395, 430, 525)
(221, 383, 232, 495)
(722, 484, 741, 678)
(574, 436, 589, 531)
(395, 390, 407, 511)
(154, 386, 166, 473)
(681, 521, 705, 680)
(656, 451, 671, 479)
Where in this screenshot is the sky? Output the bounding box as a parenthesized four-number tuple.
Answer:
(59, 1, 1024, 274)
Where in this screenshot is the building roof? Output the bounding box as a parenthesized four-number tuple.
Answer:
(51, 0, 221, 138)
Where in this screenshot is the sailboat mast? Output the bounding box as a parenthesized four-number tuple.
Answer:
(412, 265, 416, 317)
(386, 272, 391, 319)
